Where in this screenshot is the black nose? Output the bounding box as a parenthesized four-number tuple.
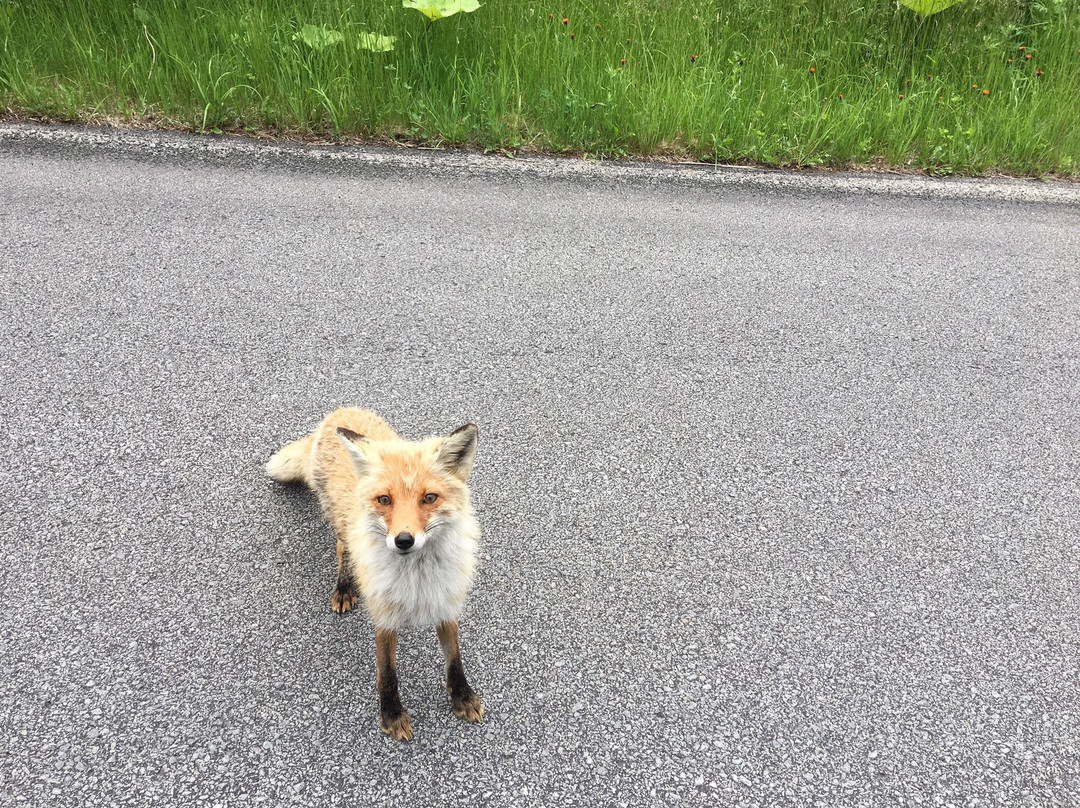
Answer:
(394, 532, 415, 550)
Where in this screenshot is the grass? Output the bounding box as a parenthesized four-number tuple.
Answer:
(1, 0, 1077, 176)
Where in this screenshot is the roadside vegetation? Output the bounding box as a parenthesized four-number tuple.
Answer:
(1, 0, 1077, 175)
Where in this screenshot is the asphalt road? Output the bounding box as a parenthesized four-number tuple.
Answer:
(2, 124, 1079, 807)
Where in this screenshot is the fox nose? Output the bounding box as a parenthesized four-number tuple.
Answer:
(394, 532, 415, 551)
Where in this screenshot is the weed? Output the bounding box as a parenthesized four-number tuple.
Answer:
(0, 0, 1076, 174)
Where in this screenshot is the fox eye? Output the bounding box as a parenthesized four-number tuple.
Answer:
(422, 493, 439, 505)
(376, 495, 392, 506)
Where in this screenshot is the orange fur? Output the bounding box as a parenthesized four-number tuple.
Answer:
(267, 407, 480, 629)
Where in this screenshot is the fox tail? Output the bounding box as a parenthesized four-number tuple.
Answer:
(266, 433, 315, 486)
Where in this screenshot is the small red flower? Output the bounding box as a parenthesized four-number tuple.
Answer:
(1025, 53, 1032, 60)
(690, 55, 697, 62)
(1019, 46, 1026, 51)
(898, 93, 904, 99)
(561, 17, 568, 24)
(1035, 69, 1044, 76)
(549, 12, 553, 18)
(595, 23, 600, 28)
(620, 58, 627, 64)
(972, 84, 978, 89)
(809, 67, 816, 73)
(1008, 59, 1013, 64)
(839, 94, 845, 99)
(982, 88, 989, 95)
(626, 38, 631, 44)
(569, 32, 575, 38)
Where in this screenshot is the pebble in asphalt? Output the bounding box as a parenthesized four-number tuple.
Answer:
(1, 126, 1079, 806)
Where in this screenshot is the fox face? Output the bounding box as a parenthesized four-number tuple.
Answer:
(337, 424, 478, 556)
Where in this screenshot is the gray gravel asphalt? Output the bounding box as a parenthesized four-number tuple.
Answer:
(2, 124, 1079, 807)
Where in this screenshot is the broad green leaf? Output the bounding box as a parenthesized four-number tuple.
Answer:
(402, 0, 481, 23)
(294, 24, 345, 50)
(900, 0, 966, 16)
(358, 31, 396, 52)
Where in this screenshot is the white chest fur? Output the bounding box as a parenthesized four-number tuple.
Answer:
(352, 517, 478, 632)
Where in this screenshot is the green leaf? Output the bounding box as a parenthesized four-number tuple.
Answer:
(133, 6, 151, 24)
(358, 31, 396, 52)
(402, 0, 482, 23)
(294, 24, 345, 50)
(900, 0, 967, 17)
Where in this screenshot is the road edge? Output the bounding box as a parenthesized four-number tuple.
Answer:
(3, 122, 1080, 206)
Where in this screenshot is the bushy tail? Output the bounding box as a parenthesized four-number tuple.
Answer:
(266, 433, 315, 486)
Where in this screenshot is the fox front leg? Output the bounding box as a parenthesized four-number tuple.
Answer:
(331, 538, 358, 613)
(375, 628, 412, 740)
(436, 620, 484, 723)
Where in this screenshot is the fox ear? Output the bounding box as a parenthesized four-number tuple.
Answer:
(435, 423, 478, 481)
(337, 427, 373, 477)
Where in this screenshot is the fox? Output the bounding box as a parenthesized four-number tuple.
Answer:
(266, 407, 483, 741)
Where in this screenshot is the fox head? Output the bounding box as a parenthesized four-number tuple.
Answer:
(336, 424, 478, 555)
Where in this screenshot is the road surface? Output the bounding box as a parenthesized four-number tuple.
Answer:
(2, 124, 1079, 806)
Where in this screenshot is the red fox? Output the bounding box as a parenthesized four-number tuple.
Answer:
(266, 407, 483, 740)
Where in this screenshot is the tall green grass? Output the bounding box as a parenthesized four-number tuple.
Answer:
(1, 0, 1077, 174)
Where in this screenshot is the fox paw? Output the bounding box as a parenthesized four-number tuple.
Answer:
(331, 586, 357, 614)
(380, 710, 413, 741)
(451, 693, 484, 723)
